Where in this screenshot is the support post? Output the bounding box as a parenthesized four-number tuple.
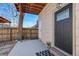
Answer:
(18, 4, 24, 40)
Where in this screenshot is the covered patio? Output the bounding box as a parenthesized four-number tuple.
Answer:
(15, 3, 47, 40)
(0, 3, 50, 56)
(0, 3, 79, 56)
(11, 3, 71, 56)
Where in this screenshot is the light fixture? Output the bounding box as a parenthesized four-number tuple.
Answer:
(56, 3, 62, 9)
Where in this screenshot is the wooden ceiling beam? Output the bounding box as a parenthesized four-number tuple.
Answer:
(22, 7, 42, 12)
(15, 3, 47, 15)
(18, 3, 24, 12)
(23, 9, 40, 15)
(22, 4, 44, 10)
(30, 3, 46, 8)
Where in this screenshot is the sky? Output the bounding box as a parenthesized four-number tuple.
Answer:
(23, 13, 38, 28)
(0, 3, 38, 28)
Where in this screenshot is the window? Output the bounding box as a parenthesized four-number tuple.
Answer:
(57, 8, 69, 21)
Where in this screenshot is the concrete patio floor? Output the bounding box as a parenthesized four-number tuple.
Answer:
(8, 40, 48, 56)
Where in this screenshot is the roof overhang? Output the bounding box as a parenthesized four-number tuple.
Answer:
(0, 16, 11, 23)
(15, 3, 47, 15)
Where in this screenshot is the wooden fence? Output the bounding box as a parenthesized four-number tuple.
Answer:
(0, 28, 38, 42)
(22, 28, 38, 39)
(0, 28, 10, 42)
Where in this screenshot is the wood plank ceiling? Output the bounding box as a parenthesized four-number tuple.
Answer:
(15, 3, 47, 15)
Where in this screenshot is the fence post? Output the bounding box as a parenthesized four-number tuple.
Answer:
(10, 27, 12, 41)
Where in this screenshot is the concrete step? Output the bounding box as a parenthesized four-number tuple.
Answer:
(49, 47, 71, 56)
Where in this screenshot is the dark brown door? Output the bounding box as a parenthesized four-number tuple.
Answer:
(55, 4, 72, 54)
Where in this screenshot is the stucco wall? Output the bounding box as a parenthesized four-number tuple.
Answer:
(38, 3, 79, 56)
(38, 4, 56, 47)
(38, 3, 67, 47)
(74, 3, 79, 56)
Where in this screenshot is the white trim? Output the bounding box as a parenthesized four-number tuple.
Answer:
(72, 4, 76, 56)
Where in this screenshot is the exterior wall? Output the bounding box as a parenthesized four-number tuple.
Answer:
(38, 3, 79, 56)
(38, 3, 67, 47)
(74, 4, 79, 56)
(38, 4, 56, 47)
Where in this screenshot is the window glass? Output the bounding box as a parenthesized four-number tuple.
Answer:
(57, 8, 69, 21)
